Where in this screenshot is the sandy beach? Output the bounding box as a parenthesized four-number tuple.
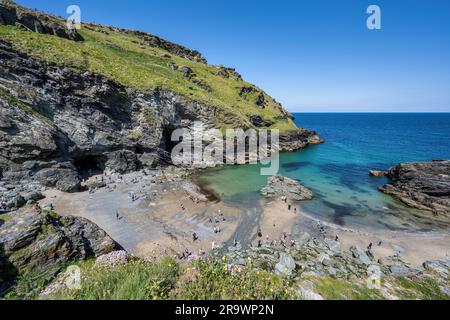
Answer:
(39, 170, 450, 267)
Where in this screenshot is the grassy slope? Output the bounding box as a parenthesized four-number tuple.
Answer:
(0, 22, 297, 132)
(8, 256, 448, 300)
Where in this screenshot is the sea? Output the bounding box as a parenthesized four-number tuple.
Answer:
(195, 113, 450, 232)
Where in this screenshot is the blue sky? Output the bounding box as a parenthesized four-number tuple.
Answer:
(16, 0, 450, 112)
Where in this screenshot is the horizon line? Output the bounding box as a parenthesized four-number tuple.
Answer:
(288, 111, 450, 114)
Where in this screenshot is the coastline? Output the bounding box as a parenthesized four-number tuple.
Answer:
(41, 169, 450, 267)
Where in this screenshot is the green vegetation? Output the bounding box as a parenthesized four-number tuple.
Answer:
(0, 86, 54, 125)
(6, 254, 449, 300)
(0, 214, 12, 223)
(308, 277, 385, 300)
(127, 128, 143, 141)
(395, 277, 450, 300)
(141, 107, 158, 126)
(0, 24, 297, 132)
(5, 268, 51, 300)
(41, 256, 297, 300)
(48, 257, 179, 300)
(171, 257, 297, 300)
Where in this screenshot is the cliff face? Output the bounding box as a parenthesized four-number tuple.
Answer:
(0, 2, 321, 197)
(0, 205, 119, 297)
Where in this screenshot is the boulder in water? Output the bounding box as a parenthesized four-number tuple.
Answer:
(261, 174, 314, 201)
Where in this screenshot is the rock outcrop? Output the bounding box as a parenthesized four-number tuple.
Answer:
(369, 170, 386, 177)
(0, 1, 83, 41)
(0, 2, 321, 215)
(261, 174, 314, 201)
(380, 160, 450, 215)
(0, 38, 320, 200)
(0, 205, 118, 297)
(223, 233, 450, 296)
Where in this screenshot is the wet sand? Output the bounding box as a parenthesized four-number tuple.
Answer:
(41, 171, 450, 266)
(266, 201, 450, 266)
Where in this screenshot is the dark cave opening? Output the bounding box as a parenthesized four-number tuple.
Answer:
(135, 146, 144, 155)
(74, 155, 106, 179)
(163, 125, 178, 153)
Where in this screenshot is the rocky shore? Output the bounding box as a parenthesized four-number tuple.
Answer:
(1, 1, 449, 300)
(380, 160, 450, 216)
(221, 233, 450, 299)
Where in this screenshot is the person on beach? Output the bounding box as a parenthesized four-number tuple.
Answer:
(288, 204, 292, 210)
(192, 232, 198, 242)
(368, 243, 373, 250)
(257, 229, 263, 238)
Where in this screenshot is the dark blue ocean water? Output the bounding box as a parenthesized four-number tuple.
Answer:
(197, 113, 450, 231)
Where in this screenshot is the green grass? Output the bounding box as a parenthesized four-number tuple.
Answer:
(170, 257, 298, 300)
(41, 256, 297, 300)
(310, 277, 386, 300)
(0, 24, 297, 132)
(9, 253, 450, 300)
(0, 214, 12, 223)
(48, 257, 180, 300)
(395, 277, 450, 300)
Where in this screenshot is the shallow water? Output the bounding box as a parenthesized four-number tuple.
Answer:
(196, 113, 450, 232)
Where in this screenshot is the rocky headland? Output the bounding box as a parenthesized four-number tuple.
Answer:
(0, 1, 321, 212)
(380, 160, 450, 216)
(0, 1, 449, 300)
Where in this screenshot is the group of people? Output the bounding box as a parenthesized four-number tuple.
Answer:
(176, 247, 206, 260)
(253, 228, 296, 249)
(209, 209, 226, 234)
(282, 197, 297, 213)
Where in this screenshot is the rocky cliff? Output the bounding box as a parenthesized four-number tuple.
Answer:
(0, 205, 119, 297)
(380, 160, 450, 216)
(0, 1, 321, 200)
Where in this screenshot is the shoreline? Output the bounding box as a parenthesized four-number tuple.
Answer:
(40, 169, 450, 267)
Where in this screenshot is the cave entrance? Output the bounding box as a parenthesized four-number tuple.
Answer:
(74, 155, 106, 179)
(163, 125, 179, 153)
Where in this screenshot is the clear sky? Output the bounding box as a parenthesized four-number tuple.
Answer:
(15, 0, 450, 112)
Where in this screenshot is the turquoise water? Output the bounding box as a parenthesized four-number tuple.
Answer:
(196, 113, 450, 231)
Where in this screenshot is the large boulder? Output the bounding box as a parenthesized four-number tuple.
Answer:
(0, 205, 119, 297)
(261, 174, 314, 201)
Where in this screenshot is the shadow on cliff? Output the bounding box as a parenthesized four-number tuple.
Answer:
(0, 243, 18, 298)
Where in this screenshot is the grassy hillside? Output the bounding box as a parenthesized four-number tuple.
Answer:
(7, 255, 448, 300)
(0, 8, 297, 132)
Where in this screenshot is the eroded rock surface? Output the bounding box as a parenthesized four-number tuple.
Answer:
(380, 161, 450, 216)
(0, 1, 83, 41)
(261, 174, 314, 201)
(0, 205, 118, 296)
